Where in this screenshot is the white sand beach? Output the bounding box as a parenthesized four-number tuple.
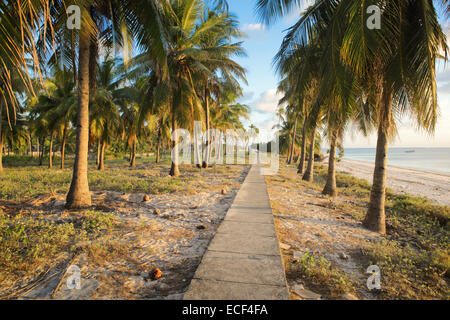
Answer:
(335, 159, 450, 206)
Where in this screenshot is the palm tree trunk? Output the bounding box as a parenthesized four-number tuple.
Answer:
(362, 73, 393, 235)
(48, 133, 53, 169)
(28, 133, 32, 157)
(302, 124, 316, 182)
(130, 138, 136, 167)
(170, 104, 180, 177)
(287, 116, 297, 164)
(297, 117, 307, 174)
(39, 137, 44, 166)
(98, 141, 105, 171)
(202, 88, 210, 168)
(322, 129, 338, 196)
(66, 28, 92, 208)
(363, 120, 388, 234)
(61, 123, 68, 169)
(96, 141, 100, 165)
(156, 126, 161, 163)
(36, 137, 39, 161)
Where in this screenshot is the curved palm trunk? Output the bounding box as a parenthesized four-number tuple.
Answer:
(130, 138, 136, 167)
(287, 116, 297, 164)
(66, 29, 92, 208)
(98, 141, 106, 171)
(322, 129, 338, 197)
(302, 124, 316, 182)
(60, 123, 68, 169)
(48, 133, 53, 169)
(297, 117, 307, 174)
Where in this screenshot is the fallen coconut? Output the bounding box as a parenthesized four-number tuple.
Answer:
(150, 268, 162, 280)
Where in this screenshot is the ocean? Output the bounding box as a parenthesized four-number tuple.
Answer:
(341, 148, 450, 174)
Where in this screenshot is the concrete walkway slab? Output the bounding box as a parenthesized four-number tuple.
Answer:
(217, 220, 277, 237)
(185, 279, 289, 300)
(183, 165, 289, 300)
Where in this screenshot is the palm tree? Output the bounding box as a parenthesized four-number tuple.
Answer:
(258, 0, 448, 233)
(30, 67, 77, 169)
(90, 56, 124, 171)
(138, 0, 246, 176)
(60, 0, 170, 207)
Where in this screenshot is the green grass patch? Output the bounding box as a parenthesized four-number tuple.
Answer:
(291, 252, 357, 297)
(0, 210, 119, 288)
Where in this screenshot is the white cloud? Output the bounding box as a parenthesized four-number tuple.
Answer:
(252, 89, 284, 113)
(282, 0, 314, 24)
(242, 23, 266, 32)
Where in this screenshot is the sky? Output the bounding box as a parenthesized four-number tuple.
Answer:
(227, 0, 450, 148)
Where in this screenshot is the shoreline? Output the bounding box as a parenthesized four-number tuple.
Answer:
(334, 159, 450, 207)
(341, 157, 450, 177)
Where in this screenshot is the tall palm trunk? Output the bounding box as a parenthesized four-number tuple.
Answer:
(297, 117, 307, 174)
(156, 126, 161, 163)
(190, 100, 201, 169)
(98, 141, 105, 171)
(302, 124, 316, 182)
(60, 123, 68, 169)
(28, 133, 32, 157)
(322, 129, 338, 196)
(48, 133, 53, 169)
(202, 88, 210, 168)
(287, 116, 297, 164)
(96, 141, 100, 165)
(66, 28, 92, 208)
(363, 87, 391, 234)
(130, 138, 136, 167)
(170, 103, 180, 177)
(39, 137, 44, 166)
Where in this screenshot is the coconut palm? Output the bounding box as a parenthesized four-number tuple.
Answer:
(56, 0, 170, 207)
(89, 56, 125, 171)
(137, 0, 247, 176)
(30, 67, 77, 169)
(259, 0, 448, 233)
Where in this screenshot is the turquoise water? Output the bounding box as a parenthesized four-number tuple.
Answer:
(341, 148, 450, 174)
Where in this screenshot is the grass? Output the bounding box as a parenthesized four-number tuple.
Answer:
(290, 252, 357, 297)
(0, 209, 119, 293)
(0, 154, 248, 297)
(0, 155, 243, 200)
(271, 160, 449, 300)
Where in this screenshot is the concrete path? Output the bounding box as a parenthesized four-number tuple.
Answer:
(183, 165, 289, 300)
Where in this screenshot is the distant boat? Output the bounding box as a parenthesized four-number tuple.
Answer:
(405, 150, 416, 153)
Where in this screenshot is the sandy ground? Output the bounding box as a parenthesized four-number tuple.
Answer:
(336, 159, 450, 206)
(266, 166, 381, 300)
(1, 165, 249, 300)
